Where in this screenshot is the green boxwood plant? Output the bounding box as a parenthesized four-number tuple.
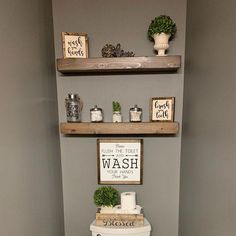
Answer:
(112, 101, 121, 112)
(148, 15, 177, 41)
(94, 186, 119, 207)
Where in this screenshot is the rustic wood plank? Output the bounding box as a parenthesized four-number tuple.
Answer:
(60, 122, 179, 135)
(96, 213, 144, 221)
(95, 212, 144, 227)
(57, 56, 181, 73)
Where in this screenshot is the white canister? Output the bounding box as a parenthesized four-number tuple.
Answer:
(90, 105, 103, 122)
(129, 105, 142, 122)
(121, 192, 136, 210)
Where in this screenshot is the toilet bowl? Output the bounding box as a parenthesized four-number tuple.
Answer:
(90, 218, 151, 236)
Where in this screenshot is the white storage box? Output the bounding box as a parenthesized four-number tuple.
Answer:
(90, 218, 151, 236)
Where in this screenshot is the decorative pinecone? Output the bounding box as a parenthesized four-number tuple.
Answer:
(101, 44, 116, 58)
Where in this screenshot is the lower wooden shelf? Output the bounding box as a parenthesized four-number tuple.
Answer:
(60, 122, 179, 135)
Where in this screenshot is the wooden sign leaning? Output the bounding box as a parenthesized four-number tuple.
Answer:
(150, 97, 175, 122)
(61, 32, 89, 58)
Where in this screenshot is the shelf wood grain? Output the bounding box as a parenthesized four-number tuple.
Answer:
(57, 56, 181, 74)
(60, 122, 179, 135)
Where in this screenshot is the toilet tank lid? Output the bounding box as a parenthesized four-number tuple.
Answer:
(90, 218, 151, 234)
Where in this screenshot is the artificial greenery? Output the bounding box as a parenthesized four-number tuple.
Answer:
(148, 15, 177, 41)
(94, 186, 119, 207)
(112, 101, 121, 112)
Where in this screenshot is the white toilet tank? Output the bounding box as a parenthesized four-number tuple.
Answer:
(90, 218, 151, 236)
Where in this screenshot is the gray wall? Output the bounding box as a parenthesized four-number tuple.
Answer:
(52, 1, 186, 236)
(180, 0, 236, 236)
(0, 0, 64, 236)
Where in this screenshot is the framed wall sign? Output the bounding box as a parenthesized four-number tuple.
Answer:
(97, 139, 143, 185)
(150, 97, 175, 122)
(61, 32, 89, 58)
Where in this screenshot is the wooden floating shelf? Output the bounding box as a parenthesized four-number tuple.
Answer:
(60, 122, 179, 135)
(57, 56, 181, 74)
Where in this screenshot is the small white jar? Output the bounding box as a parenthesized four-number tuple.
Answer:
(90, 105, 103, 122)
(129, 105, 142, 122)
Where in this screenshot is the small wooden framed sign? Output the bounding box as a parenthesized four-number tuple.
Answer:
(150, 97, 175, 122)
(97, 139, 143, 185)
(61, 32, 88, 58)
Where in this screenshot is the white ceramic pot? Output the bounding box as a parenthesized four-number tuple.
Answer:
(153, 33, 170, 56)
(113, 111, 122, 123)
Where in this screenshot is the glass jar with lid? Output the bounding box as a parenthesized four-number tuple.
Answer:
(90, 105, 103, 122)
(65, 93, 82, 122)
(129, 105, 142, 122)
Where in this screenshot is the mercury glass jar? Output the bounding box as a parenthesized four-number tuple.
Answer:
(129, 105, 142, 122)
(65, 93, 82, 122)
(90, 105, 103, 122)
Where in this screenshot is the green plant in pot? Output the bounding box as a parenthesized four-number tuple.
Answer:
(94, 186, 119, 213)
(148, 15, 177, 56)
(112, 101, 122, 122)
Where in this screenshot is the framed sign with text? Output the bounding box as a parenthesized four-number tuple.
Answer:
(150, 97, 175, 122)
(61, 32, 89, 58)
(97, 139, 143, 185)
